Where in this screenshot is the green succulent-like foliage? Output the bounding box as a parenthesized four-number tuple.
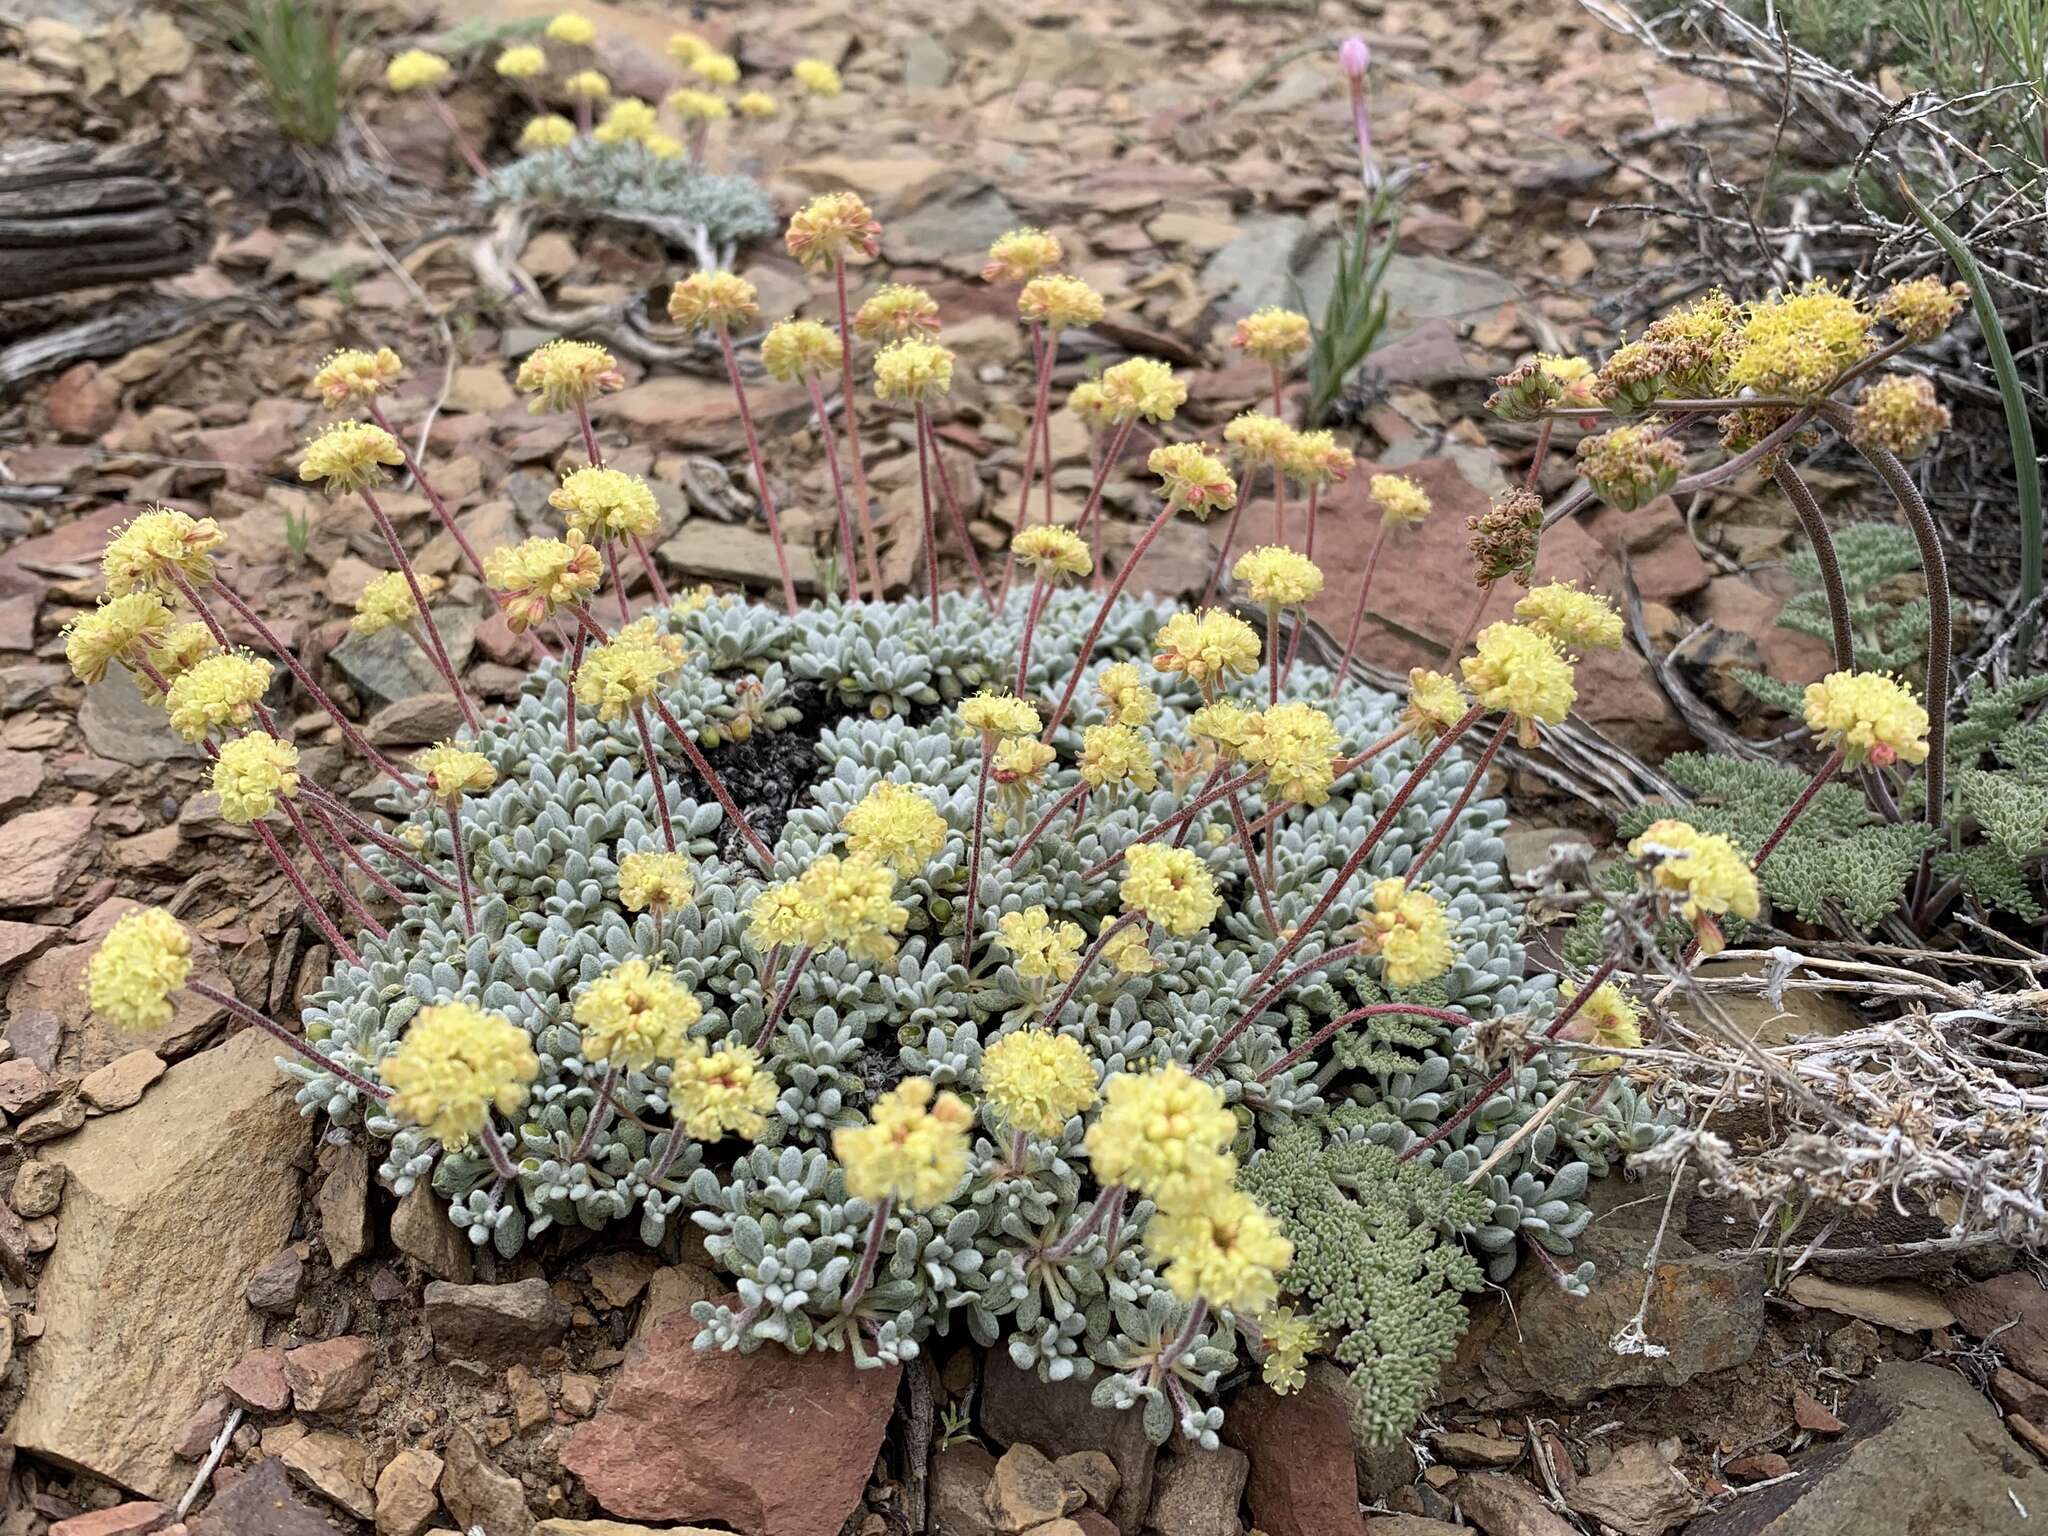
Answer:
(476, 140, 779, 252)
(284, 588, 1667, 1446)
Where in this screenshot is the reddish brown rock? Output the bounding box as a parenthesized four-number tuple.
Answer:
(1952, 1273, 2048, 1382)
(46, 363, 122, 440)
(224, 1346, 291, 1414)
(283, 1335, 377, 1414)
(0, 805, 100, 909)
(48, 1504, 170, 1536)
(561, 1306, 898, 1536)
(592, 375, 810, 451)
(981, 1356, 1157, 1532)
(1220, 1365, 1366, 1536)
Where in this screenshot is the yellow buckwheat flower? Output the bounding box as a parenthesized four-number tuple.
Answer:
(299, 421, 404, 494)
(573, 957, 704, 1071)
(1018, 275, 1105, 332)
(1242, 702, 1342, 807)
(1727, 280, 1876, 400)
(667, 271, 759, 332)
(761, 319, 843, 381)
(737, 91, 778, 119)
(1154, 609, 1261, 688)
(1224, 412, 1296, 467)
(983, 1028, 1098, 1138)
(521, 114, 577, 151)
(102, 506, 225, 597)
(165, 652, 272, 742)
(1285, 429, 1354, 487)
(1121, 844, 1219, 935)
(1627, 819, 1760, 955)
(1259, 1307, 1321, 1393)
(1801, 670, 1930, 768)
(690, 51, 739, 86)
(785, 191, 880, 270)
(1012, 525, 1092, 581)
(833, 1077, 973, 1209)
(1402, 669, 1471, 742)
(1234, 546, 1323, 608)
(649, 133, 690, 160)
(1231, 307, 1313, 365)
(1148, 1186, 1293, 1316)
(1357, 878, 1454, 989)
(873, 339, 955, 403)
(1081, 723, 1158, 792)
(1098, 358, 1186, 423)
(1096, 662, 1158, 726)
(385, 50, 450, 93)
(982, 227, 1063, 285)
(797, 853, 909, 964)
(854, 284, 941, 342)
(64, 593, 172, 685)
(1368, 473, 1432, 526)
(1068, 380, 1114, 430)
(137, 623, 216, 705)
(517, 339, 623, 412)
(670, 1037, 779, 1141)
(841, 781, 948, 875)
(1557, 979, 1642, 1072)
(792, 58, 843, 97)
(1851, 375, 1949, 461)
(384, 1002, 540, 1149)
(666, 30, 708, 63)
(352, 569, 441, 635)
(618, 849, 695, 912)
(546, 12, 595, 45)
(417, 742, 497, 800)
(991, 738, 1056, 828)
(496, 44, 546, 79)
(1189, 700, 1258, 762)
(1878, 276, 1968, 344)
(486, 532, 602, 632)
(749, 882, 815, 948)
(563, 68, 609, 100)
(311, 347, 402, 408)
(87, 907, 191, 1031)
(594, 97, 659, 144)
(1104, 926, 1159, 976)
(550, 466, 660, 539)
(1515, 582, 1623, 654)
(961, 690, 1040, 738)
(996, 906, 1086, 985)
(668, 88, 729, 122)
(1461, 623, 1577, 746)
(575, 634, 683, 723)
(212, 734, 300, 825)
(1149, 443, 1237, 519)
(1084, 1064, 1236, 1204)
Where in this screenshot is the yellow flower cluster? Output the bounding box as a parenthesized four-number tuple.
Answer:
(1627, 818, 1760, 953)
(1727, 280, 1876, 400)
(1403, 669, 1471, 741)
(165, 652, 273, 742)
(961, 689, 1040, 737)
(213, 733, 300, 825)
(618, 850, 695, 912)
(1224, 412, 1295, 467)
(1285, 429, 1353, 487)
(1148, 443, 1237, 519)
(873, 339, 955, 402)
(1018, 275, 1105, 332)
(667, 271, 760, 332)
(841, 781, 948, 875)
(1068, 380, 1114, 429)
(385, 49, 450, 92)
(690, 52, 739, 86)
(984, 228, 1063, 285)
(785, 191, 880, 270)
(670, 1038, 779, 1141)
(1189, 700, 1257, 761)
(1085, 1063, 1235, 1204)
(996, 905, 1085, 984)
(1080, 723, 1157, 792)
(563, 68, 610, 100)
(792, 58, 842, 97)
(496, 44, 545, 79)
(983, 1028, 1098, 1138)
(854, 284, 940, 342)
(595, 97, 659, 144)
(1233, 546, 1324, 608)
(546, 12, 595, 45)
(384, 1001, 541, 1149)
(521, 114, 577, 151)
(352, 570, 440, 635)
(137, 623, 216, 705)
(1258, 1307, 1321, 1392)
(1120, 844, 1220, 935)
(1368, 473, 1432, 526)
(516, 340, 624, 412)
(1104, 926, 1158, 975)
(1557, 979, 1642, 1072)
(64, 593, 171, 685)
(1146, 1186, 1293, 1317)
(991, 738, 1057, 826)
(1577, 421, 1685, 512)
(551, 466, 661, 540)
(738, 91, 777, 119)
(668, 88, 728, 123)
(1461, 623, 1576, 745)
(1802, 670, 1930, 768)
(749, 882, 814, 948)
(833, 1077, 972, 1208)
(485, 532, 602, 631)
(1231, 307, 1312, 364)
(311, 346, 402, 408)
(1358, 878, 1455, 989)
(575, 631, 685, 723)
(102, 507, 224, 597)
(797, 853, 910, 964)
(1096, 662, 1158, 726)
(1242, 702, 1342, 807)
(87, 906, 191, 1031)
(1154, 608, 1260, 688)
(1011, 525, 1092, 581)
(299, 421, 404, 494)
(1877, 276, 1967, 344)
(1098, 357, 1186, 422)
(573, 958, 704, 1071)
(761, 319, 843, 382)
(1851, 375, 1949, 461)
(1514, 582, 1622, 654)
(417, 742, 497, 799)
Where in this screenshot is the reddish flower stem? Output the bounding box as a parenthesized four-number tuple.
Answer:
(599, 532, 633, 626)
(1200, 463, 1252, 609)
(920, 405, 993, 607)
(187, 979, 390, 1101)
(427, 95, 490, 178)
(1016, 575, 1048, 693)
(1040, 503, 1178, 743)
(754, 943, 815, 1051)
(964, 737, 994, 971)
(629, 530, 671, 607)
(1080, 766, 1266, 877)
(253, 818, 361, 965)
(446, 796, 476, 937)
(833, 257, 885, 600)
(841, 1195, 894, 1316)
(359, 489, 481, 732)
(1195, 939, 1370, 1075)
(804, 374, 863, 602)
(280, 796, 389, 941)
(1333, 519, 1390, 694)
(366, 400, 486, 585)
(650, 695, 775, 866)
(1006, 780, 1090, 870)
(716, 324, 800, 613)
(1405, 716, 1511, 888)
(305, 801, 410, 907)
(1041, 911, 1146, 1026)
(631, 701, 676, 852)
(913, 404, 943, 624)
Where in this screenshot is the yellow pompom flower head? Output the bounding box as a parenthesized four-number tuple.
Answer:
(1121, 844, 1220, 936)
(1097, 358, 1187, 423)
(385, 49, 450, 93)
(1578, 421, 1685, 511)
(1234, 546, 1322, 608)
(1084, 1063, 1236, 1206)
(785, 191, 881, 271)
(667, 271, 760, 333)
(984, 228, 1064, 285)
(761, 319, 843, 382)
(617, 849, 695, 918)
(1461, 621, 1576, 747)
(995, 907, 1086, 991)
(1147, 1184, 1294, 1318)
(791, 58, 843, 97)
(1802, 670, 1930, 769)
(1148, 443, 1237, 520)
(1018, 275, 1104, 333)
(516, 339, 624, 413)
(1232, 307, 1312, 366)
(982, 1028, 1098, 1143)
(545, 12, 595, 46)
(1096, 662, 1158, 726)
(485, 532, 602, 632)
(165, 651, 272, 743)
(690, 51, 739, 86)
(551, 466, 660, 540)
(1556, 980, 1642, 1072)
(1514, 582, 1622, 655)
(872, 339, 955, 403)
(63, 593, 172, 686)
(835, 1076, 972, 1210)
(1224, 411, 1297, 469)
(1368, 473, 1432, 526)
(1878, 276, 1968, 344)
(1402, 668, 1473, 744)
(311, 347, 402, 409)
(668, 88, 729, 123)
(212, 734, 300, 826)
(87, 907, 192, 1033)
(351, 569, 442, 636)
(1154, 608, 1261, 693)
(594, 97, 660, 145)
(667, 1037, 779, 1146)
(1356, 878, 1455, 989)
(841, 781, 948, 875)
(495, 44, 545, 79)
(853, 284, 941, 342)
(1012, 525, 1091, 582)
(1727, 279, 1876, 401)
(299, 421, 404, 495)
(1241, 701, 1343, 807)
(563, 68, 609, 100)
(573, 958, 704, 1073)
(737, 91, 778, 119)
(383, 1002, 540, 1161)
(102, 506, 224, 598)
(520, 114, 577, 151)
(1627, 818, 1760, 956)
(1080, 723, 1158, 794)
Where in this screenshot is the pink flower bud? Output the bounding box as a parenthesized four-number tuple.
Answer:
(1338, 36, 1370, 80)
